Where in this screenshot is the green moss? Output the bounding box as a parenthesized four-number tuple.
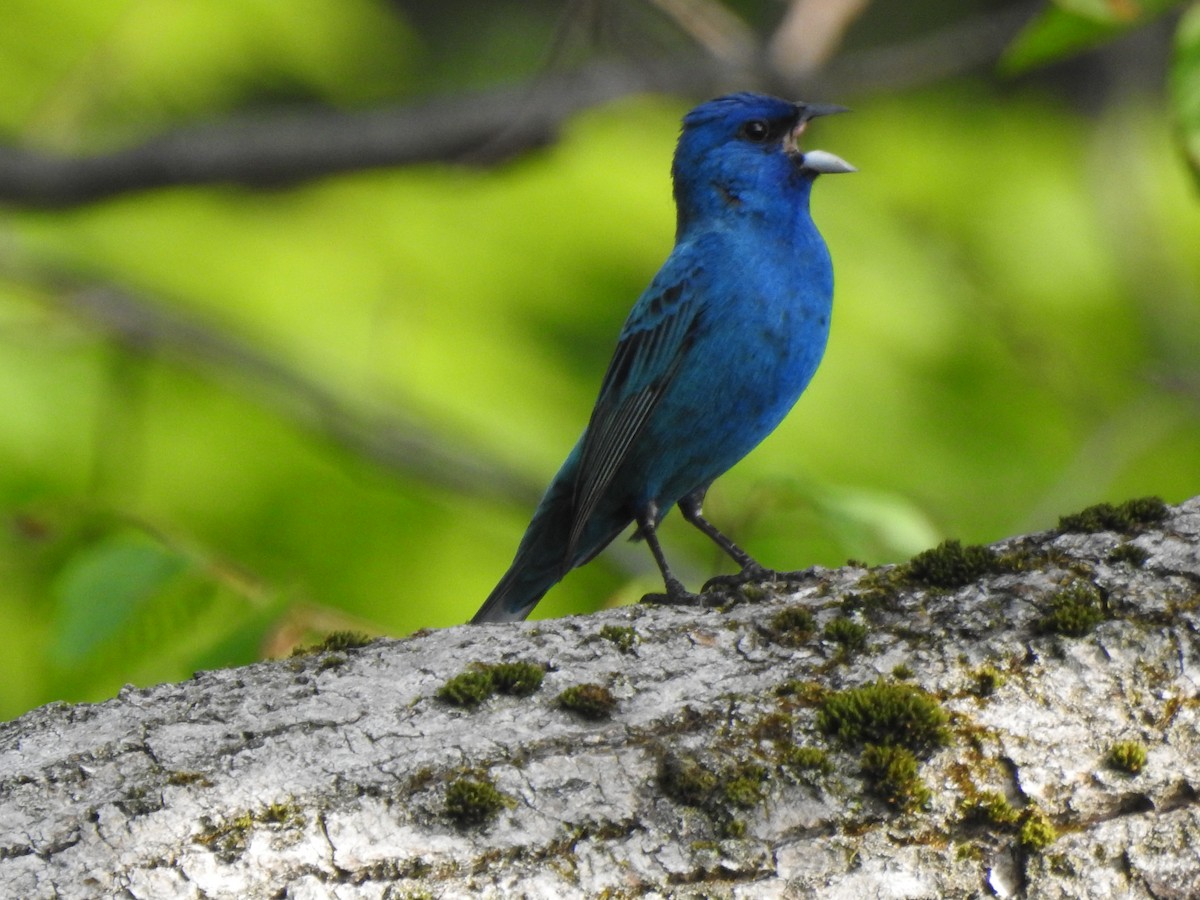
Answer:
(195, 801, 306, 861)
(1107, 543, 1149, 567)
(316, 653, 347, 672)
(722, 764, 767, 809)
(778, 744, 833, 777)
(823, 617, 868, 653)
(774, 680, 827, 704)
(437, 661, 545, 706)
(1058, 496, 1168, 534)
(658, 753, 719, 807)
(1034, 581, 1105, 637)
(557, 683, 616, 719)
(290, 630, 372, 656)
(489, 661, 544, 696)
(1017, 807, 1058, 851)
(721, 818, 747, 838)
(658, 752, 769, 835)
(766, 606, 816, 645)
(901, 539, 999, 589)
(891, 664, 915, 680)
(956, 842, 984, 861)
(860, 744, 930, 811)
(972, 665, 1006, 697)
(738, 583, 768, 603)
(816, 681, 950, 757)
(751, 711, 795, 742)
(259, 801, 306, 828)
(959, 790, 1020, 827)
(167, 771, 213, 788)
(1107, 740, 1147, 775)
(437, 669, 495, 707)
(599, 625, 638, 653)
(444, 776, 510, 827)
(195, 811, 255, 859)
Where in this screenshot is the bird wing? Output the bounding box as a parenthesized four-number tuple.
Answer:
(567, 264, 706, 559)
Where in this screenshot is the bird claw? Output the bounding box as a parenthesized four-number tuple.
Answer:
(639, 588, 718, 608)
(702, 565, 816, 593)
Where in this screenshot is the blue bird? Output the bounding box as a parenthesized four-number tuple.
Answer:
(472, 93, 853, 624)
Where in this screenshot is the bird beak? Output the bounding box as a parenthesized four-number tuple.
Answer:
(799, 103, 851, 121)
(800, 149, 856, 175)
(789, 103, 855, 175)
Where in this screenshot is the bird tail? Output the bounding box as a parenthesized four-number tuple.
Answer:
(471, 560, 560, 624)
(471, 467, 579, 624)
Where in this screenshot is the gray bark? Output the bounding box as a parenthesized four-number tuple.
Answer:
(2, 497, 1198, 899)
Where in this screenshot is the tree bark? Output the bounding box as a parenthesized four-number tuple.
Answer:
(2, 497, 1198, 899)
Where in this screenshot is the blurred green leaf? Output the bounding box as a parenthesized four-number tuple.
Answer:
(47, 528, 283, 704)
(1054, 0, 1171, 23)
(1172, 3, 1200, 186)
(1003, 0, 1185, 72)
(51, 535, 186, 666)
(0, 0, 412, 147)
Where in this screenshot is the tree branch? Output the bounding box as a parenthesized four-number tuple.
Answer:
(1, 496, 1196, 896)
(0, 8, 1034, 208)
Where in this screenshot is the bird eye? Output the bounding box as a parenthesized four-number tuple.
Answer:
(738, 119, 771, 143)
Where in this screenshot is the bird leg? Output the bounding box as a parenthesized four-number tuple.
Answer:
(677, 490, 784, 590)
(636, 503, 705, 606)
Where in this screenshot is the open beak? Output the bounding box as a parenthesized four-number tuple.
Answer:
(789, 103, 856, 175)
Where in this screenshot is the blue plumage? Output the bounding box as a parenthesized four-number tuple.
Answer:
(472, 93, 853, 624)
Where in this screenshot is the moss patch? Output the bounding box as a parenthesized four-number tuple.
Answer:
(816, 681, 951, 757)
(195, 801, 306, 861)
(657, 752, 767, 837)
(900, 540, 999, 589)
(599, 625, 638, 653)
(1107, 740, 1147, 775)
(774, 679, 827, 704)
(436, 661, 546, 707)
(557, 683, 616, 719)
(489, 661, 545, 697)
(778, 744, 833, 777)
(1034, 581, 1105, 637)
(860, 744, 930, 811)
(167, 770, 213, 788)
(437, 669, 496, 707)
(971, 665, 1006, 698)
(290, 630, 372, 656)
(1107, 543, 1149, 567)
(766, 606, 816, 646)
(444, 775, 511, 827)
(1058, 496, 1167, 534)
(959, 790, 1020, 827)
(1017, 806, 1058, 851)
(822, 617, 868, 654)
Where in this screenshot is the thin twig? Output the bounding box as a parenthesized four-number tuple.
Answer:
(0, 8, 1036, 208)
(31, 277, 546, 507)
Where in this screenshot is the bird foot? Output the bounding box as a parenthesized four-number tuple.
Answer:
(701, 565, 817, 593)
(639, 585, 719, 608)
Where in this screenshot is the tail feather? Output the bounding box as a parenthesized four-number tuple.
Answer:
(471, 445, 632, 624)
(471, 562, 559, 624)
(472, 465, 577, 624)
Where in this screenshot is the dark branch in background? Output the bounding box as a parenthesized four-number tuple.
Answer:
(0, 7, 1034, 209)
(35, 278, 545, 508)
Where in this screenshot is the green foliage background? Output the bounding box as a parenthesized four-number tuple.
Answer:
(0, 0, 1197, 720)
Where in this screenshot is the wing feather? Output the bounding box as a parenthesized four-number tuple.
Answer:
(566, 273, 704, 558)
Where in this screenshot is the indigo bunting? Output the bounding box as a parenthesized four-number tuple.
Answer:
(472, 93, 853, 624)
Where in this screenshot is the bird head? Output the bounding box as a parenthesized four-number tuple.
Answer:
(671, 93, 854, 234)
